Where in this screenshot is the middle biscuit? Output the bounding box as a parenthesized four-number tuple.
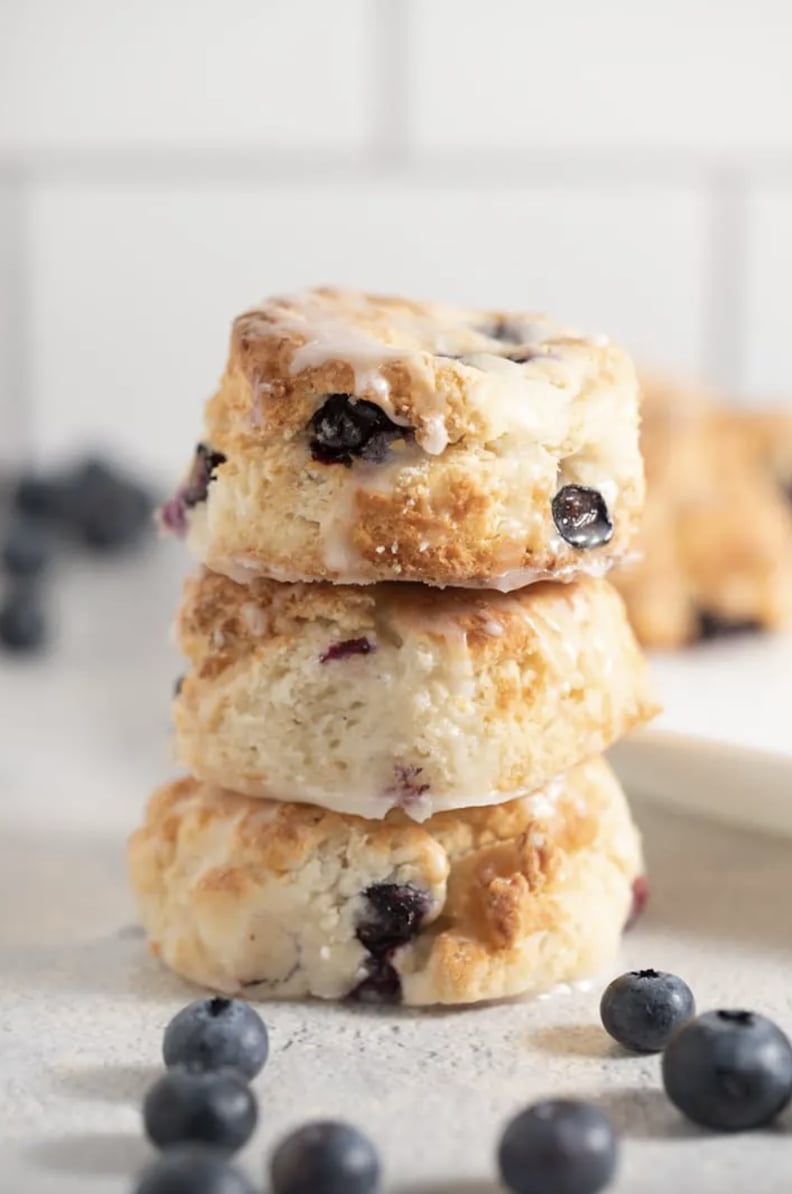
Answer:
(175, 571, 656, 820)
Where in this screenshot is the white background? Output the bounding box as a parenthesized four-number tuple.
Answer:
(1, 0, 792, 479)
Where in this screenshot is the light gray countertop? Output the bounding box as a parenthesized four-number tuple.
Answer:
(2, 548, 791, 1193)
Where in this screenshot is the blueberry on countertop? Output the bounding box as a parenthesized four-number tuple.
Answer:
(662, 1009, 792, 1130)
(551, 485, 613, 550)
(270, 1121, 381, 1194)
(2, 517, 52, 577)
(600, 969, 695, 1053)
(498, 1099, 619, 1194)
(143, 1067, 258, 1153)
(13, 472, 64, 520)
(308, 394, 406, 466)
(0, 583, 47, 651)
(134, 1147, 257, 1194)
(163, 997, 269, 1080)
(62, 457, 152, 550)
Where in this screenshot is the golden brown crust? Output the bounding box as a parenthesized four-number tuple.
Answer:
(164, 287, 644, 588)
(128, 757, 643, 1006)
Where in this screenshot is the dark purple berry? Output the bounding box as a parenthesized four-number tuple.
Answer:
(163, 996, 269, 1080)
(356, 884, 430, 955)
(13, 472, 63, 520)
(696, 612, 762, 641)
(319, 637, 374, 664)
(134, 1147, 257, 1194)
(62, 457, 152, 550)
(662, 1009, 792, 1131)
(600, 969, 695, 1053)
(349, 884, 430, 1005)
(386, 763, 430, 805)
(308, 394, 407, 466)
(498, 1099, 619, 1194)
(270, 1120, 380, 1194)
(0, 584, 46, 652)
(143, 1068, 257, 1153)
(159, 444, 226, 536)
(2, 518, 52, 577)
(551, 485, 613, 549)
(485, 317, 525, 345)
(349, 960, 403, 1005)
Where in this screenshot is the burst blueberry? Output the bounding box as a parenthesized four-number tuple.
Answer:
(552, 485, 613, 549)
(163, 996, 269, 1080)
(308, 394, 406, 466)
(498, 1099, 619, 1194)
(350, 883, 430, 1005)
(134, 1147, 257, 1194)
(600, 969, 695, 1053)
(143, 1067, 257, 1153)
(662, 1009, 792, 1130)
(270, 1121, 381, 1194)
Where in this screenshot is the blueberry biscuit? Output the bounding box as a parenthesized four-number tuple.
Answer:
(173, 570, 657, 819)
(615, 376, 792, 648)
(161, 288, 644, 590)
(128, 757, 644, 1006)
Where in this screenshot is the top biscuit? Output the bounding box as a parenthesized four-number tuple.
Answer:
(161, 287, 644, 590)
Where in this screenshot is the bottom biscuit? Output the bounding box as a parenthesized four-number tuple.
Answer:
(128, 757, 643, 1007)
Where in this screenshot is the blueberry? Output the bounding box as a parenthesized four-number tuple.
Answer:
(0, 584, 46, 651)
(13, 472, 64, 520)
(2, 518, 52, 577)
(349, 960, 403, 1005)
(159, 444, 226, 535)
(349, 884, 430, 1005)
(308, 394, 407, 466)
(270, 1121, 380, 1194)
(134, 1146, 257, 1194)
(551, 485, 613, 549)
(355, 884, 430, 955)
(662, 1009, 792, 1131)
(143, 1068, 258, 1153)
(696, 612, 762, 641)
(62, 457, 152, 550)
(498, 1099, 619, 1194)
(319, 636, 374, 664)
(600, 969, 695, 1053)
(486, 317, 524, 345)
(163, 996, 269, 1080)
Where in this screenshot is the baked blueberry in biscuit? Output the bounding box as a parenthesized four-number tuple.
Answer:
(308, 394, 409, 466)
(552, 485, 614, 549)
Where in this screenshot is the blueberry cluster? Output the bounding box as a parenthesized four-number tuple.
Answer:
(126, 971, 792, 1194)
(0, 457, 153, 652)
(134, 996, 381, 1194)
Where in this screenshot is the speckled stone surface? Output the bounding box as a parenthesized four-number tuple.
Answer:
(3, 551, 792, 1192)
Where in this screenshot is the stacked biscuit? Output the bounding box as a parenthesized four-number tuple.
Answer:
(615, 373, 792, 648)
(129, 288, 657, 1006)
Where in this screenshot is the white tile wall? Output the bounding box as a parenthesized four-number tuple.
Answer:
(1, 0, 791, 478)
(410, 0, 792, 155)
(0, 0, 372, 151)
